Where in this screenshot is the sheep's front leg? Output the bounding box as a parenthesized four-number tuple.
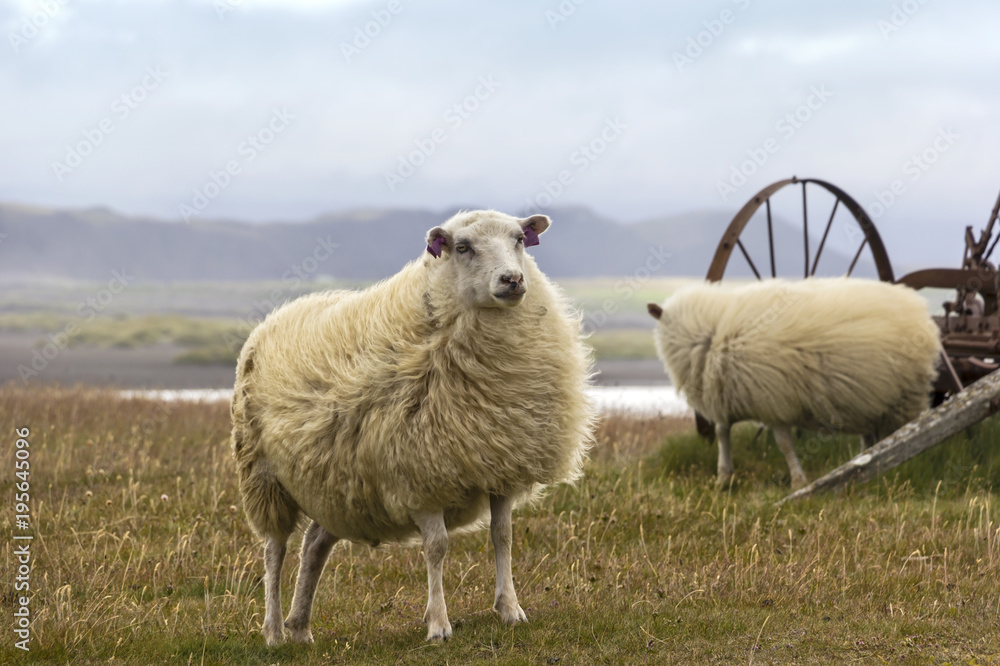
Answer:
(284, 521, 339, 643)
(413, 510, 452, 641)
(774, 425, 808, 490)
(715, 422, 735, 488)
(490, 493, 527, 624)
(262, 535, 289, 645)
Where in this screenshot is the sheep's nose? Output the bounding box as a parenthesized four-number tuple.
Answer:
(501, 272, 523, 286)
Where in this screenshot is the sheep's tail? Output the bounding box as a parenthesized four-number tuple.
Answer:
(230, 346, 301, 539)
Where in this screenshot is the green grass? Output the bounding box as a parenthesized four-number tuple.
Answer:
(0, 314, 666, 364)
(0, 313, 248, 365)
(0, 277, 696, 365)
(2, 388, 999, 664)
(557, 277, 692, 315)
(587, 329, 658, 360)
(648, 418, 1000, 496)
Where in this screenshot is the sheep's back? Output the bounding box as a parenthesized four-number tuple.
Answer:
(667, 279, 940, 434)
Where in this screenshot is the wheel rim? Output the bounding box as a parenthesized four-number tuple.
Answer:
(706, 177, 895, 283)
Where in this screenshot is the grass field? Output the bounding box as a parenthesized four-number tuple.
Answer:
(2, 387, 999, 664)
(0, 277, 954, 367)
(0, 277, 694, 366)
(0, 312, 664, 364)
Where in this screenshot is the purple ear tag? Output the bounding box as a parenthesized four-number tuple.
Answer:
(427, 235, 445, 258)
(524, 225, 540, 248)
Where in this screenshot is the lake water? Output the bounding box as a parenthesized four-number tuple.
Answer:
(122, 386, 692, 418)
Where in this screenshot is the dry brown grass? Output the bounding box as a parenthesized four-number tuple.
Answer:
(2, 386, 999, 664)
(592, 412, 695, 461)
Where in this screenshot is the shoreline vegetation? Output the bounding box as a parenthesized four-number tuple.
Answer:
(0, 312, 663, 365)
(0, 278, 691, 366)
(0, 277, 951, 368)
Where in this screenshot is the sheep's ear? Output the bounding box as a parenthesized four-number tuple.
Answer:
(520, 214, 550, 247)
(426, 226, 452, 258)
(647, 303, 663, 320)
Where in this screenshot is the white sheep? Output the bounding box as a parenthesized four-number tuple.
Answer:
(231, 210, 594, 644)
(647, 278, 941, 489)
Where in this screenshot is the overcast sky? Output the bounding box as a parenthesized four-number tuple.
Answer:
(1, 0, 998, 266)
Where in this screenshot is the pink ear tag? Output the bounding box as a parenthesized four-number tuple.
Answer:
(427, 235, 445, 257)
(524, 225, 540, 247)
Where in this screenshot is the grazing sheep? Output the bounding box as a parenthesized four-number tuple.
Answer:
(647, 278, 941, 489)
(231, 210, 594, 644)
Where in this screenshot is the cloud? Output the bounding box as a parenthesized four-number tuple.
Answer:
(0, 0, 998, 267)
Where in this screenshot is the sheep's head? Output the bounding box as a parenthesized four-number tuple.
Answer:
(425, 210, 550, 309)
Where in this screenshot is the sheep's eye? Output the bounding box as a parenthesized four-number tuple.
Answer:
(516, 235, 525, 246)
(455, 243, 470, 254)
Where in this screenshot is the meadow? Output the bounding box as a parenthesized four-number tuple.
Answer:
(1, 278, 950, 369)
(2, 387, 999, 664)
(0, 278, 689, 367)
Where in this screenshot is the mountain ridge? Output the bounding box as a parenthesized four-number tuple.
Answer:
(0, 202, 872, 282)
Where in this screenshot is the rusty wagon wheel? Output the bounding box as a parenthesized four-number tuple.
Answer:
(707, 176, 895, 282)
(693, 176, 897, 439)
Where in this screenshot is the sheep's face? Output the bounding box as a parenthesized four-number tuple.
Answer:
(426, 212, 550, 309)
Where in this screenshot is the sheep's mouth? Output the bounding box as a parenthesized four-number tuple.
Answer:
(491, 289, 525, 305)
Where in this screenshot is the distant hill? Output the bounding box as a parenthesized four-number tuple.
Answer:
(0, 202, 876, 282)
(629, 209, 879, 280)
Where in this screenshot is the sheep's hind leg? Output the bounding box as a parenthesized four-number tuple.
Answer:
(262, 535, 290, 645)
(715, 422, 735, 488)
(490, 493, 527, 625)
(285, 521, 339, 643)
(413, 510, 452, 641)
(774, 426, 808, 490)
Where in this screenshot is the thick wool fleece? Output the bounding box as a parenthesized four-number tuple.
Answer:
(651, 278, 941, 437)
(231, 248, 594, 545)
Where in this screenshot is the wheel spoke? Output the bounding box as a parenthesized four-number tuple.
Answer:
(802, 184, 810, 278)
(766, 199, 776, 278)
(710, 178, 894, 284)
(811, 198, 839, 276)
(846, 236, 869, 276)
(736, 239, 762, 279)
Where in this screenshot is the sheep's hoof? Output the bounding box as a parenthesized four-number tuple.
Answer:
(715, 472, 734, 490)
(424, 607, 452, 642)
(425, 621, 452, 642)
(495, 600, 528, 625)
(286, 625, 314, 644)
(262, 623, 286, 646)
(790, 475, 809, 491)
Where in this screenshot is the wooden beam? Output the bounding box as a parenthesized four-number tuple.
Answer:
(777, 370, 1000, 504)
